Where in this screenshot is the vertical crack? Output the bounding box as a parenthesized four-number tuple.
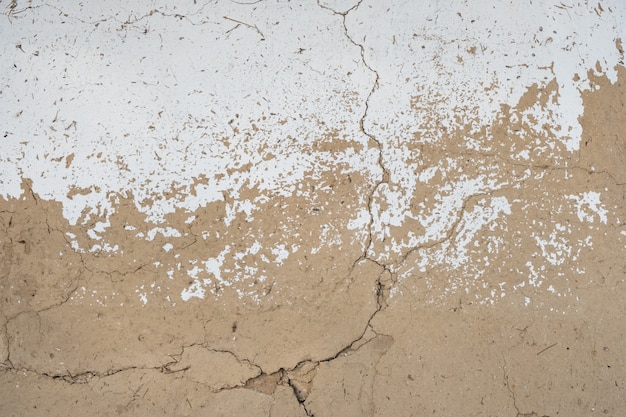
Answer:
(320, 0, 393, 316)
(1, 316, 12, 370)
(320, 0, 389, 262)
(502, 355, 521, 416)
(286, 376, 314, 416)
(318, 0, 389, 261)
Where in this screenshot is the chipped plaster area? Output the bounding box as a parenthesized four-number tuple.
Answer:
(1, 0, 626, 416)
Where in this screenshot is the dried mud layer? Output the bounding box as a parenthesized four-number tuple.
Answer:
(1, 1, 625, 416)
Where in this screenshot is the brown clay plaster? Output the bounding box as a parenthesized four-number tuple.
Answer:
(1, 1, 625, 416)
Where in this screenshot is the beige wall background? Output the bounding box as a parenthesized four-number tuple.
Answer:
(1, 1, 625, 415)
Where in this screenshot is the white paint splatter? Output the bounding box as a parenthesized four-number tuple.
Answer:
(271, 244, 290, 266)
(568, 191, 608, 225)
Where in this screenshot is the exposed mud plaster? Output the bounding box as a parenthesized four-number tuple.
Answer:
(1, 0, 626, 415)
(0, 368, 307, 417)
(168, 346, 261, 390)
(0, 181, 83, 320)
(305, 332, 394, 416)
(579, 67, 626, 184)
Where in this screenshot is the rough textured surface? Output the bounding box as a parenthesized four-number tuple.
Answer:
(1, 1, 625, 415)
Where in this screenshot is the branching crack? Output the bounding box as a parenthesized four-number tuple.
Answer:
(394, 189, 499, 268)
(318, 0, 390, 319)
(252, 3, 397, 412)
(3, 2, 393, 409)
(318, 1, 388, 258)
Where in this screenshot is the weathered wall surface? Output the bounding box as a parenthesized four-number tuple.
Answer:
(1, 0, 625, 415)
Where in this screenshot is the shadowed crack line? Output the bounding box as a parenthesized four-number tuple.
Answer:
(241, 2, 394, 412)
(1, 343, 259, 388)
(503, 355, 522, 416)
(0, 317, 11, 370)
(318, 0, 388, 261)
(503, 354, 551, 417)
(319, 0, 391, 292)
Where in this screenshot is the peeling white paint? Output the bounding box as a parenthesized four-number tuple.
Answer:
(146, 227, 182, 241)
(1, 1, 376, 230)
(1, 0, 624, 307)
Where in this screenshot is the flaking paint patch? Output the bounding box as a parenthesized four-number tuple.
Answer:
(1, 2, 622, 266)
(567, 191, 609, 225)
(1, 1, 377, 236)
(5, 0, 619, 308)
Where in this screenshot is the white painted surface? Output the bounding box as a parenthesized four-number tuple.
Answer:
(1, 0, 624, 304)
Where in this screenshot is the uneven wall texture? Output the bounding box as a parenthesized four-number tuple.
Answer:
(1, 0, 625, 416)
